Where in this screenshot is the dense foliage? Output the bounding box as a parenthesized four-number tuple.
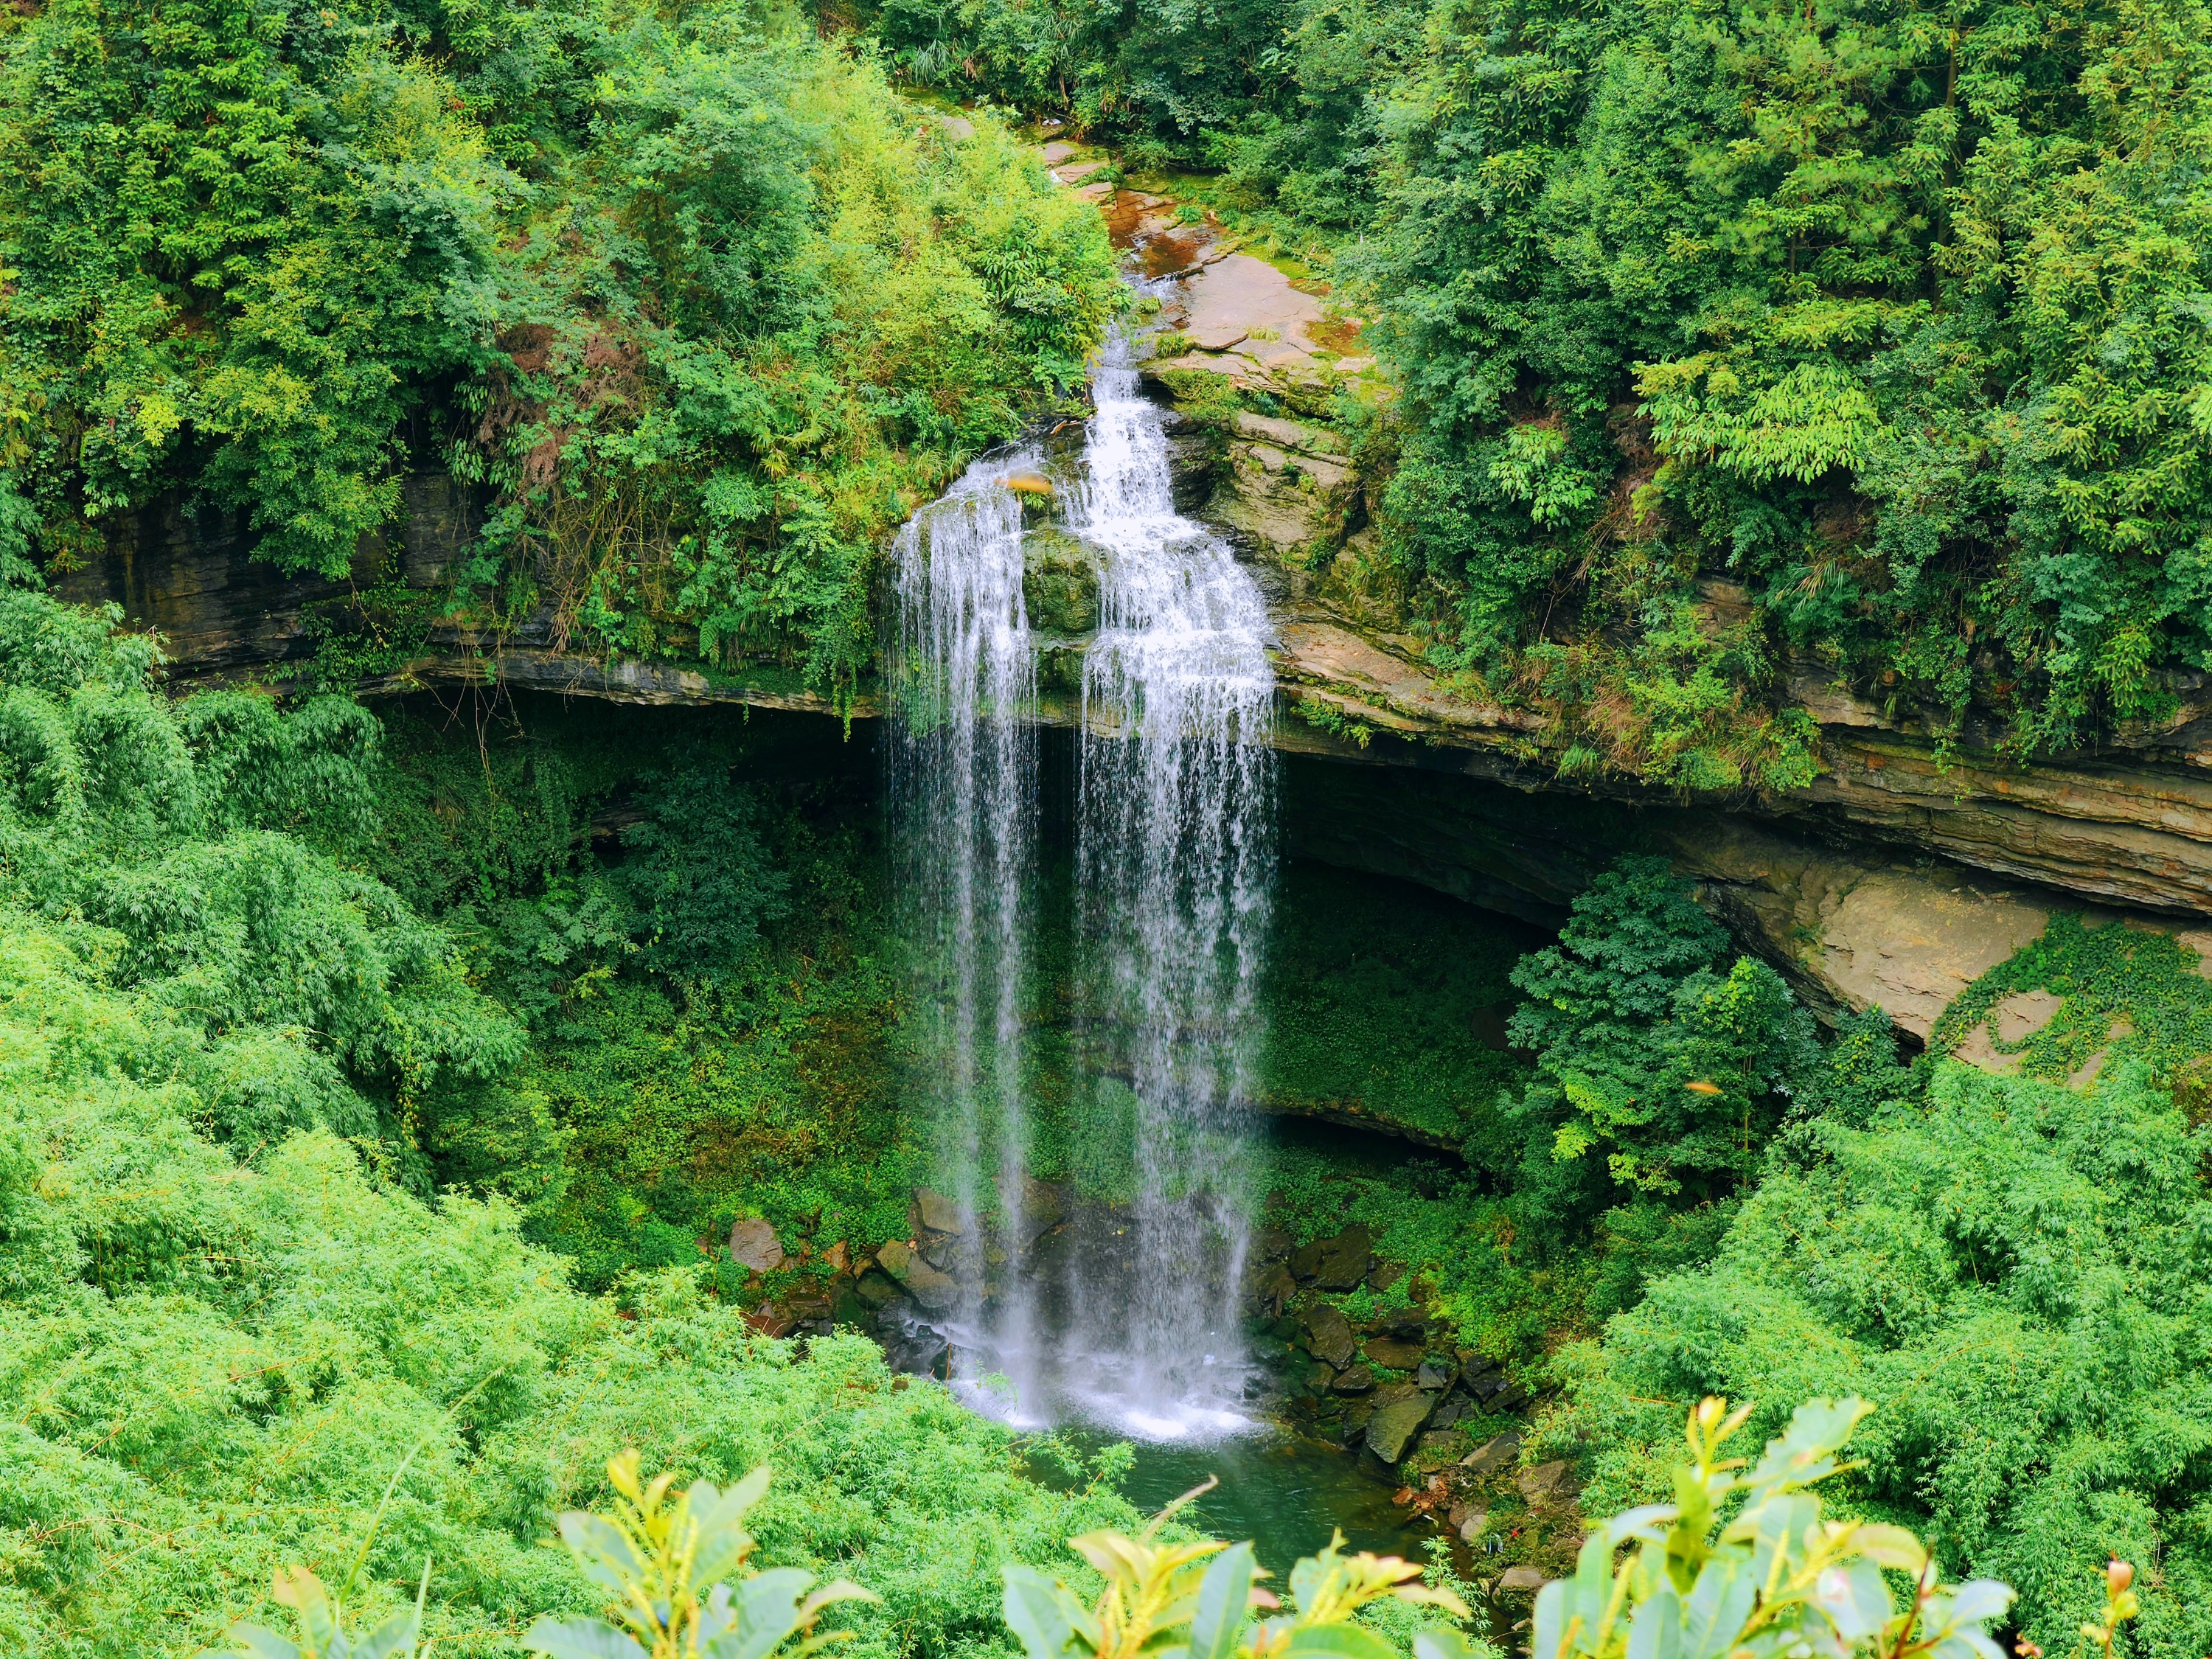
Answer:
(0, 586, 1157, 1655)
(858, 0, 2212, 770)
(0, 0, 1121, 690)
(1544, 1057, 2212, 1659)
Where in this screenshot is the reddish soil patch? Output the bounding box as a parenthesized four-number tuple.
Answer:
(1140, 230, 1203, 276)
(1102, 191, 1151, 244)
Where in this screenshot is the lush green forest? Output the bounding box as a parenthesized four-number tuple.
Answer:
(5, 571, 2211, 1655)
(6, 0, 2212, 1652)
(7, 0, 2208, 757)
(867, 0, 2212, 773)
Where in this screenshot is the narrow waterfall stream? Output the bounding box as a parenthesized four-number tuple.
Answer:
(1068, 330, 1276, 1436)
(890, 319, 1276, 1440)
(887, 448, 1041, 1387)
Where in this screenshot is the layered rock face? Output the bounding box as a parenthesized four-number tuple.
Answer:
(50, 162, 2212, 1052)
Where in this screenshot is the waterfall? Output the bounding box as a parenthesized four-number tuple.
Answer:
(888, 449, 1040, 1406)
(888, 325, 1275, 1441)
(1067, 329, 1276, 1437)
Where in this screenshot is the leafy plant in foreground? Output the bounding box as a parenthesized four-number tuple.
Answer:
(218, 1562, 431, 1659)
(1537, 1397, 2011, 1659)
(1002, 1480, 1478, 1659)
(524, 1452, 876, 1659)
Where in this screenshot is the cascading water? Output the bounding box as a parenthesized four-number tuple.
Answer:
(1065, 327, 1276, 1436)
(889, 319, 1275, 1441)
(887, 449, 1041, 1404)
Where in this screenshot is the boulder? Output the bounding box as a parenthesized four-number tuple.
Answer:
(1363, 1337, 1425, 1371)
(1180, 254, 1323, 359)
(728, 1219, 786, 1274)
(1460, 1433, 1521, 1477)
(912, 1188, 963, 1235)
(1253, 1227, 1295, 1262)
(875, 1239, 959, 1312)
(1518, 1460, 1579, 1503)
(1290, 1225, 1373, 1289)
(1330, 1364, 1376, 1395)
(853, 1267, 903, 1309)
(1302, 1303, 1357, 1368)
(1023, 532, 1102, 636)
(1456, 1508, 1489, 1544)
(824, 1239, 850, 1273)
(1256, 1262, 1298, 1314)
(1364, 1392, 1436, 1464)
(1416, 1360, 1454, 1390)
(1459, 1352, 1501, 1388)
(1497, 1566, 1548, 1594)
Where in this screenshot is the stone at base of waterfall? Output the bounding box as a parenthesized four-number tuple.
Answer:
(876, 1239, 960, 1311)
(1518, 1460, 1580, 1503)
(728, 1218, 786, 1273)
(1364, 1389, 1436, 1463)
(912, 1187, 963, 1235)
(1456, 1507, 1489, 1544)
(1363, 1335, 1424, 1371)
(1331, 1364, 1376, 1396)
(853, 1267, 903, 1309)
(1415, 1359, 1454, 1389)
(995, 1172, 1069, 1242)
(1460, 1432, 1521, 1477)
(1497, 1567, 1548, 1594)
(1301, 1302, 1357, 1368)
(1291, 1223, 1372, 1288)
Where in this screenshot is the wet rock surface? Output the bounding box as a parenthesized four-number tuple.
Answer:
(727, 1217, 787, 1273)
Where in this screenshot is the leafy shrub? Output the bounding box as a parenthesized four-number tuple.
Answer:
(1547, 1060, 2212, 1659)
(1506, 856, 1818, 1223)
(1536, 1397, 2015, 1659)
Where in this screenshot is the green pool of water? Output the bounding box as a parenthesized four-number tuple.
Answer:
(1083, 1429, 1435, 1577)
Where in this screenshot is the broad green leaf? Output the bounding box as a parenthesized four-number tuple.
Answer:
(1190, 1543, 1256, 1659)
(1532, 1579, 1568, 1659)
(1742, 1400, 1871, 1493)
(1812, 1559, 1891, 1642)
(1281, 1621, 1402, 1659)
(1944, 1581, 2014, 1627)
(354, 1610, 425, 1659)
(1851, 1526, 1927, 1575)
(1003, 1565, 1085, 1659)
(1625, 1585, 1682, 1659)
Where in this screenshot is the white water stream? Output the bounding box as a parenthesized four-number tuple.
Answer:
(890, 321, 1275, 1441)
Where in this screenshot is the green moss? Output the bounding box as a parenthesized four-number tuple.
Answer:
(1930, 911, 2212, 1103)
(1257, 863, 1529, 1147)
